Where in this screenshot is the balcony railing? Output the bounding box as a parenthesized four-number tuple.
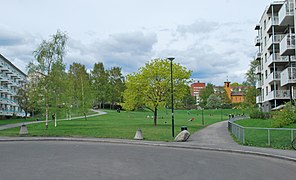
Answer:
(280, 34, 295, 56)
(255, 51, 262, 60)
(267, 71, 281, 83)
(255, 36, 261, 46)
(256, 96, 263, 103)
(266, 16, 279, 32)
(279, 0, 294, 25)
(267, 53, 296, 66)
(266, 34, 285, 49)
(256, 80, 263, 89)
(266, 90, 293, 100)
(255, 66, 262, 74)
(280, 67, 296, 86)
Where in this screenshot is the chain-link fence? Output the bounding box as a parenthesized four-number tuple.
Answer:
(228, 120, 296, 148)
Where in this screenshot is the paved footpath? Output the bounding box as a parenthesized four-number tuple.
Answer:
(186, 120, 296, 160)
(0, 110, 106, 131)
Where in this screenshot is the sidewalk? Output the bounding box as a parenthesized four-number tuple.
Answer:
(186, 120, 296, 159)
(0, 110, 106, 131)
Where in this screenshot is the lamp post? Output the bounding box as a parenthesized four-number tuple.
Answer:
(168, 57, 175, 137)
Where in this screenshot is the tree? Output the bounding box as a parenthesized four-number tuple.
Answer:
(27, 30, 68, 128)
(199, 83, 214, 108)
(245, 59, 260, 86)
(206, 94, 222, 109)
(68, 63, 92, 115)
(107, 67, 125, 109)
(123, 58, 191, 126)
(243, 86, 257, 108)
(91, 62, 109, 109)
(15, 84, 31, 119)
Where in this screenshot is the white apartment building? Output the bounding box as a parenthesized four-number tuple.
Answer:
(0, 54, 27, 117)
(255, 0, 296, 112)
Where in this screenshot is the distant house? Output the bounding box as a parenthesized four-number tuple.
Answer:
(224, 81, 247, 103)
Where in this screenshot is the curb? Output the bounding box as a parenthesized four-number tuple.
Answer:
(1, 137, 296, 163)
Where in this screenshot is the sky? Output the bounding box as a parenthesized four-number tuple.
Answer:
(0, 0, 275, 85)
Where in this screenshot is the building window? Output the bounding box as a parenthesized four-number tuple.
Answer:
(265, 53, 267, 63)
(266, 87, 268, 96)
(264, 20, 266, 30)
(264, 36, 267, 46)
(265, 70, 268, 79)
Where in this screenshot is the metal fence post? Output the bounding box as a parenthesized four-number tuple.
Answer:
(268, 129, 270, 146)
(292, 130, 294, 142)
(242, 127, 245, 144)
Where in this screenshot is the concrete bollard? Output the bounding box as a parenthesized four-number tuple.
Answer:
(19, 124, 28, 135)
(134, 128, 143, 140)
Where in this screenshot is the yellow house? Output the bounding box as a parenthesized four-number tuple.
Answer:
(224, 82, 245, 103)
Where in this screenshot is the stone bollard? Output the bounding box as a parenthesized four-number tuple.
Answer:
(19, 124, 28, 135)
(174, 130, 190, 142)
(134, 128, 143, 140)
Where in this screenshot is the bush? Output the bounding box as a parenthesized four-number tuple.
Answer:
(249, 109, 265, 119)
(272, 102, 296, 128)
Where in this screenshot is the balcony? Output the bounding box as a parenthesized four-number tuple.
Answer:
(256, 80, 263, 89)
(0, 86, 10, 93)
(267, 53, 295, 66)
(266, 90, 293, 101)
(255, 36, 261, 46)
(280, 34, 295, 56)
(255, 52, 262, 60)
(256, 96, 263, 104)
(266, 16, 279, 33)
(279, 0, 294, 26)
(255, 66, 262, 74)
(267, 71, 281, 84)
(280, 67, 296, 86)
(0, 97, 10, 104)
(266, 34, 284, 50)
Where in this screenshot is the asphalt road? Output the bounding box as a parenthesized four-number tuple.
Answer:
(0, 141, 295, 180)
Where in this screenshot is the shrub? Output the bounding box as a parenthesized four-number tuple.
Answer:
(272, 102, 296, 128)
(249, 108, 265, 119)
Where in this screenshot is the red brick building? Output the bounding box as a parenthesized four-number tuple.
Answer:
(190, 81, 206, 106)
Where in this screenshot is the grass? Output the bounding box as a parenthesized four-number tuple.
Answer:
(235, 118, 296, 149)
(0, 108, 242, 142)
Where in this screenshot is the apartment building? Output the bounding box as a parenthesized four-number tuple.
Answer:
(0, 54, 27, 117)
(190, 81, 206, 106)
(255, 0, 295, 112)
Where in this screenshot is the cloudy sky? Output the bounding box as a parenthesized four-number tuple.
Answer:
(0, 0, 274, 85)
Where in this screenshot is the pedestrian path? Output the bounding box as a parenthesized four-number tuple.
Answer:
(0, 110, 106, 131)
(186, 120, 296, 159)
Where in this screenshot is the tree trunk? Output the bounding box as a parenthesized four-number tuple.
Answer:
(154, 107, 157, 126)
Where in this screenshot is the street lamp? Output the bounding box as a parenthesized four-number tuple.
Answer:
(168, 57, 175, 137)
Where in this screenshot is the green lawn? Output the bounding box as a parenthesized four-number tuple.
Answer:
(0, 108, 242, 142)
(235, 118, 296, 149)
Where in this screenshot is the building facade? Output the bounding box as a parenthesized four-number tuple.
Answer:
(255, 0, 296, 112)
(0, 54, 27, 117)
(223, 82, 245, 104)
(190, 81, 206, 106)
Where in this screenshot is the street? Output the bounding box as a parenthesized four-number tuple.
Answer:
(0, 141, 295, 180)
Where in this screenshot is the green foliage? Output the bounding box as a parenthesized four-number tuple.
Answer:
(242, 86, 257, 108)
(272, 103, 296, 127)
(91, 62, 109, 108)
(123, 58, 192, 126)
(199, 83, 214, 108)
(249, 108, 266, 119)
(68, 63, 92, 113)
(245, 59, 260, 86)
(206, 94, 221, 109)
